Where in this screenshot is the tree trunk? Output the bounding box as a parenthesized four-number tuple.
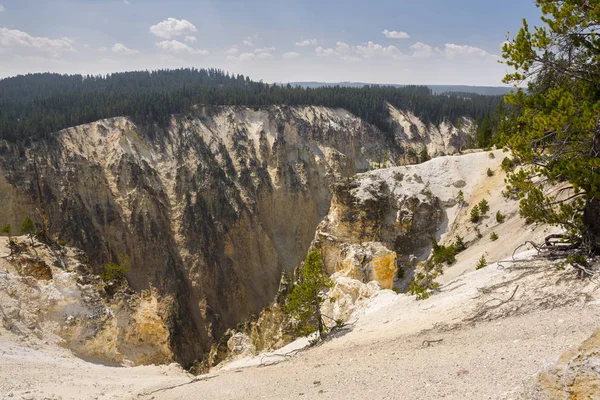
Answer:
(584, 128, 600, 254)
(582, 197, 600, 254)
(315, 300, 324, 337)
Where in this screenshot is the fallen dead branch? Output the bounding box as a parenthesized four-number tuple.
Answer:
(465, 285, 520, 323)
(137, 375, 218, 397)
(421, 339, 443, 348)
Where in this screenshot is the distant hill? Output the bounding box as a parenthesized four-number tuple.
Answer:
(285, 82, 511, 96)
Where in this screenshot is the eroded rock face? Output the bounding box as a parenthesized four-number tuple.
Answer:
(327, 243, 397, 290)
(0, 106, 404, 366)
(0, 105, 475, 367)
(533, 330, 600, 399)
(321, 274, 383, 323)
(313, 169, 444, 290)
(0, 237, 172, 366)
(388, 104, 475, 159)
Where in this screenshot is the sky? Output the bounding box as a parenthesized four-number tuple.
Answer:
(0, 0, 543, 86)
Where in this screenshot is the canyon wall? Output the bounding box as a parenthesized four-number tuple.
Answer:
(0, 105, 474, 366)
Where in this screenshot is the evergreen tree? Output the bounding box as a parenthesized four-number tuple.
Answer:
(1, 224, 12, 242)
(0, 69, 504, 144)
(501, 0, 600, 253)
(20, 217, 36, 247)
(285, 250, 332, 337)
(1, 224, 13, 256)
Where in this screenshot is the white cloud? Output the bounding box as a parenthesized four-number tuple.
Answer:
(316, 41, 401, 61)
(226, 47, 239, 55)
(283, 51, 300, 59)
(150, 18, 197, 39)
(156, 40, 208, 55)
(184, 35, 197, 43)
(111, 43, 138, 55)
(256, 52, 272, 59)
(243, 37, 254, 47)
(316, 42, 355, 60)
(0, 5, 5, 12)
(355, 41, 402, 59)
(255, 46, 275, 53)
(295, 39, 318, 47)
(97, 46, 107, 52)
(383, 29, 410, 39)
(124, 0, 130, 4)
(227, 52, 254, 61)
(227, 50, 272, 62)
(445, 43, 492, 57)
(410, 42, 433, 58)
(0, 27, 75, 57)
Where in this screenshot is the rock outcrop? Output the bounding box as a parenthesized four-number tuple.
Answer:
(0, 105, 475, 367)
(388, 104, 475, 159)
(0, 236, 172, 366)
(530, 329, 600, 399)
(312, 151, 503, 296)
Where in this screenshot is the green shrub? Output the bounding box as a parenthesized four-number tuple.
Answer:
(431, 238, 457, 265)
(488, 152, 496, 159)
(1, 224, 12, 241)
(454, 235, 466, 252)
(474, 226, 483, 239)
(495, 210, 505, 223)
(501, 156, 520, 172)
(408, 259, 441, 300)
(470, 207, 481, 223)
(478, 198, 490, 215)
(456, 190, 465, 206)
(419, 148, 430, 163)
(396, 266, 405, 280)
(20, 217, 36, 246)
(487, 168, 494, 177)
(285, 250, 332, 336)
(101, 255, 130, 282)
(490, 232, 499, 241)
(476, 255, 487, 270)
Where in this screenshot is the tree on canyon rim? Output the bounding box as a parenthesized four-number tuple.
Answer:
(285, 250, 332, 337)
(501, 0, 600, 254)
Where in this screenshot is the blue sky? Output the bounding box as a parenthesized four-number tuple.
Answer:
(0, 0, 542, 85)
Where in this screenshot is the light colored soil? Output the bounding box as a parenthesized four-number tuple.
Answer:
(2, 253, 599, 400)
(1, 150, 598, 400)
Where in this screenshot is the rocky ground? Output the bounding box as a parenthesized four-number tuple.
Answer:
(2, 250, 598, 399)
(1, 150, 599, 399)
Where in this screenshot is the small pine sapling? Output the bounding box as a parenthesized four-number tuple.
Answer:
(476, 255, 487, 270)
(470, 207, 481, 223)
(456, 190, 466, 206)
(478, 198, 490, 215)
(454, 235, 466, 252)
(495, 210, 505, 223)
(285, 250, 332, 337)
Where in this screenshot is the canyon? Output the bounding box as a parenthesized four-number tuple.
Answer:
(0, 104, 474, 367)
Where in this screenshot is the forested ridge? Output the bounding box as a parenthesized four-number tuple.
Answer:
(0, 68, 503, 144)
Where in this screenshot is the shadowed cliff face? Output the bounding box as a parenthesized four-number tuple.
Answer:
(0, 105, 473, 367)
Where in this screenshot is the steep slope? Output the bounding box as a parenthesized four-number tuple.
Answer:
(0, 105, 473, 367)
(2, 151, 598, 400)
(313, 150, 503, 293)
(0, 236, 172, 366)
(388, 103, 475, 158)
